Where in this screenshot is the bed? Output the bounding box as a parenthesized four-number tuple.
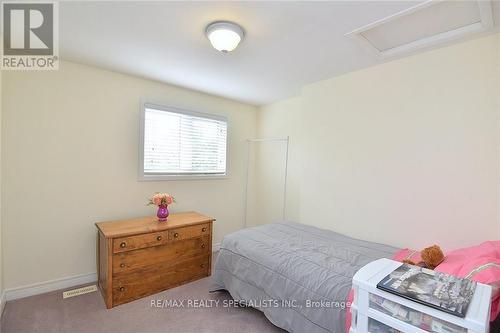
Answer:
(210, 221, 400, 333)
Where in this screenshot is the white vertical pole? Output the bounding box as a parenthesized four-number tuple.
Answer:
(282, 136, 290, 221)
(242, 140, 251, 229)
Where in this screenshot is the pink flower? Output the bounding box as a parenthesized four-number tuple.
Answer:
(153, 196, 162, 206)
(148, 192, 175, 207)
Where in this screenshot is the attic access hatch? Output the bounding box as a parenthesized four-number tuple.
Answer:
(347, 0, 494, 58)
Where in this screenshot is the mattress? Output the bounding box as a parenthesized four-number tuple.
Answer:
(210, 222, 399, 333)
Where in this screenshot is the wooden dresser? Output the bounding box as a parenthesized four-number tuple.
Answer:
(95, 211, 215, 308)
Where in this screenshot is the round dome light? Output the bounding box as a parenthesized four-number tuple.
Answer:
(205, 21, 245, 53)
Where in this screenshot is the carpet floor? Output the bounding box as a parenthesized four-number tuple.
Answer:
(1, 263, 285, 333)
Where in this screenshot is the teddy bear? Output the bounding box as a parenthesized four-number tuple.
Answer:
(402, 245, 445, 270)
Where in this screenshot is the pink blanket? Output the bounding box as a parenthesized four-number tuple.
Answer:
(345, 242, 500, 333)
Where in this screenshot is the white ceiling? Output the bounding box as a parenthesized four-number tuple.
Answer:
(60, 1, 500, 106)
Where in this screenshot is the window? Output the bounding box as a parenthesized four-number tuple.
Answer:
(139, 103, 228, 180)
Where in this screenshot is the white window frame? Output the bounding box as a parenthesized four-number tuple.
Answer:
(138, 101, 229, 181)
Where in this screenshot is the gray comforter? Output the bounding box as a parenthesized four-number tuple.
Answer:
(210, 222, 399, 333)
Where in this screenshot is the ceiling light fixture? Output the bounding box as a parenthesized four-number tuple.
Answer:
(205, 21, 245, 53)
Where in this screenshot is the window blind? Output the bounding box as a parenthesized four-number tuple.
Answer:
(143, 106, 227, 176)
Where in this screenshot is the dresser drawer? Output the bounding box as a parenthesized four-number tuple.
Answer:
(113, 235, 209, 275)
(113, 231, 169, 253)
(169, 223, 210, 241)
(112, 255, 209, 306)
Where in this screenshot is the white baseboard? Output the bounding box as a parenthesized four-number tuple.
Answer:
(0, 290, 6, 317)
(5, 272, 97, 301)
(4, 243, 221, 302)
(212, 242, 221, 252)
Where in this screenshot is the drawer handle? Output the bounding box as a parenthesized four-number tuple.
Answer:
(174, 233, 179, 238)
(200, 264, 205, 268)
(119, 287, 125, 292)
(120, 263, 125, 268)
(120, 242, 126, 248)
(202, 227, 207, 232)
(201, 244, 206, 249)
(156, 235, 162, 241)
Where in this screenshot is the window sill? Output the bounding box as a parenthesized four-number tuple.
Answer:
(138, 174, 229, 182)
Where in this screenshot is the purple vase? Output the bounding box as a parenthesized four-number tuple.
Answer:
(156, 205, 169, 222)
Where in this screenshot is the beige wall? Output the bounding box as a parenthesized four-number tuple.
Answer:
(2, 61, 257, 289)
(257, 33, 500, 251)
(2, 34, 499, 292)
